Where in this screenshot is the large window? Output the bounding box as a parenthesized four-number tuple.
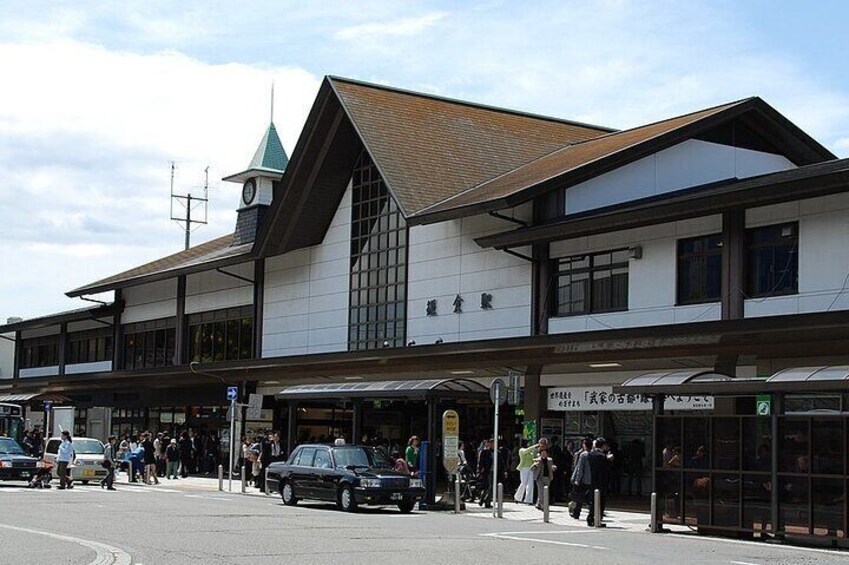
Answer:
(554, 249, 629, 316)
(68, 327, 113, 364)
(188, 306, 253, 363)
(348, 151, 407, 350)
(122, 318, 176, 370)
(20, 335, 60, 368)
(746, 222, 798, 298)
(677, 234, 722, 305)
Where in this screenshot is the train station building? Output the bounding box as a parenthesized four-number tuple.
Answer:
(2, 77, 849, 537)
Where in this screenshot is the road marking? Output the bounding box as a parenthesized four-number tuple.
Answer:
(667, 533, 845, 556)
(493, 529, 601, 535)
(0, 523, 131, 565)
(730, 561, 761, 565)
(481, 532, 608, 550)
(209, 497, 230, 501)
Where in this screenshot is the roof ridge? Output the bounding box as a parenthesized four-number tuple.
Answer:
(327, 75, 616, 133)
(413, 97, 757, 216)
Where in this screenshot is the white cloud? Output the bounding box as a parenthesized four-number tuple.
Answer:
(334, 11, 448, 40)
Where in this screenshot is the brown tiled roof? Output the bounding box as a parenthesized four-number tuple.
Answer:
(330, 77, 613, 215)
(67, 234, 251, 296)
(414, 99, 753, 218)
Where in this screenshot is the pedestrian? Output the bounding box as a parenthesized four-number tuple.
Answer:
(154, 432, 165, 477)
(569, 438, 593, 520)
(101, 436, 117, 490)
(405, 436, 420, 474)
(587, 437, 611, 527)
(477, 438, 494, 508)
(56, 430, 74, 490)
(393, 450, 411, 474)
(532, 448, 556, 510)
(179, 431, 193, 478)
(514, 440, 538, 505)
(166, 439, 180, 479)
(270, 432, 284, 462)
(142, 432, 159, 485)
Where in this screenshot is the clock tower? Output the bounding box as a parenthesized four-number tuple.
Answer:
(223, 121, 289, 246)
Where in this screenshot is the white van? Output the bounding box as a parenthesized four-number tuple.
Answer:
(43, 437, 107, 485)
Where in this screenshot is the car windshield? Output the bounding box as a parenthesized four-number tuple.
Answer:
(0, 438, 25, 455)
(333, 446, 392, 469)
(72, 439, 104, 455)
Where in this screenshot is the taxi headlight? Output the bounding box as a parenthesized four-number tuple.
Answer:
(360, 478, 382, 488)
(409, 478, 423, 488)
(74, 459, 84, 467)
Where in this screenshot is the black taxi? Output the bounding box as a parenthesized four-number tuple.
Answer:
(267, 443, 424, 513)
(0, 437, 40, 482)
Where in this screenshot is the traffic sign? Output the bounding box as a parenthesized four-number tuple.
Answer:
(226, 386, 238, 402)
(507, 371, 521, 405)
(490, 378, 507, 406)
(756, 394, 771, 416)
(442, 410, 460, 474)
(43, 400, 52, 411)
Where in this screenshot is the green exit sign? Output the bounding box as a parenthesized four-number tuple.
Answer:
(756, 394, 771, 416)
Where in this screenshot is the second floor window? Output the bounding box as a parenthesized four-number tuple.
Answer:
(122, 318, 176, 370)
(746, 222, 798, 298)
(554, 249, 629, 316)
(188, 306, 253, 363)
(68, 327, 113, 364)
(20, 335, 60, 368)
(677, 234, 722, 305)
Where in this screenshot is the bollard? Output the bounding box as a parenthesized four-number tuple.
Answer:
(594, 488, 602, 528)
(143, 465, 148, 485)
(496, 482, 504, 518)
(454, 474, 461, 514)
(218, 465, 224, 492)
(543, 485, 550, 523)
(240, 465, 246, 494)
(650, 492, 659, 533)
(265, 467, 270, 496)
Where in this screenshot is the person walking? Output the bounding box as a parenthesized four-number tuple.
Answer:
(56, 430, 74, 490)
(178, 431, 193, 478)
(532, 448, 556, 510)
(513, 440, 538, 505)
(570, 438, 593, 520)
(477, 438, 494, 508)
(142, 432, 159, 485)
(165, 439, 180, 479)
(101, 436, 117, 490)
(405, 436, 420, 475)
(587, 437, 612, 527)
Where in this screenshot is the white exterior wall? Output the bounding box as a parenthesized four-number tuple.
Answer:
(406, 207, 533, 344)
(121, 279, 177, 324)
(185, 262, 254, 314)
(745, 192, 849, 318)
(262, 185, 352, 357)
(19, 366, 59, 378)
(0, 333, 13, 379)
(65, 361, 112, 375)
(563, 140, 795, 215)
(548, 216, 723, 334)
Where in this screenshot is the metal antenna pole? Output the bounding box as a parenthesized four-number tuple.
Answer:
(170, 163, 209, 250)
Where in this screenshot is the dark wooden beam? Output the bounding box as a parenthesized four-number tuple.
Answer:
(253, 258, 265, 359)
(58, 322, 67, 377)
(175, 276, 187, 365)
(112, 289, 123, 371)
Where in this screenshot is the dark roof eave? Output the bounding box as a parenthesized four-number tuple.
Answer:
(65, 249, 254, 297)
(0, 303, 119, 332)
(475, 160, 849, 249)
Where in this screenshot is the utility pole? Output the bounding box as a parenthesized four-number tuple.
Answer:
(170, 163, 209, 250)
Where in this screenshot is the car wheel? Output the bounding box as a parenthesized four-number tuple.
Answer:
(339, 485, 358, 513)
(398, 501, 415, 514)
(281, 481, 298, 506)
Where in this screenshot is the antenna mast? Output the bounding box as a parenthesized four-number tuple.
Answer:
(170, 162, 210, 250)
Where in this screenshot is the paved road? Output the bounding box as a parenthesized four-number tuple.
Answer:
(0, 481, 846, 565)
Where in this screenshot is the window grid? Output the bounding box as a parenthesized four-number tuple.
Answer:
(122, 317, 176, 370)
(188, 305, 253, 363)
(348, 151, 407, 350)
(553, 249, 629, 316)
(20, 335, 60, 369)
(677, 234, 723, 305)
(746, 222, 798, 298)
(68, 327, 114, 365)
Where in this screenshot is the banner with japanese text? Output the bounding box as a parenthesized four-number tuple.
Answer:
(546, 386, 713, 411)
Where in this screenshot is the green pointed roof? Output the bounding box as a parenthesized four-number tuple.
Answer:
(249, 122, 289, 171)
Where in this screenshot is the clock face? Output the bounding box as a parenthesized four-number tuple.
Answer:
(242, 179, 256, 205)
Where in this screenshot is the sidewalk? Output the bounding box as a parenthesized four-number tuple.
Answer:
(116, 470, 270, 497)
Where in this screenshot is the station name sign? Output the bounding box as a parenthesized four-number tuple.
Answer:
(547, 386, 713, 412)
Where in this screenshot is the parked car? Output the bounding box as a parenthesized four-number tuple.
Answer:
(0, 437, 40, 482)
(267, 444, 425, 513)
(43, 437, 107, 485)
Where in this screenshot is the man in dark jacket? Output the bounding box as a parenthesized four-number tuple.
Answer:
(178, 431, 193, 478)
(587, 437, 611, 527)
(477, 438, 494, 508)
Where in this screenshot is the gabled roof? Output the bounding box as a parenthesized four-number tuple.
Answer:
(67, 234, 252, 297)
(223, 122, 289, 183)
(412, 97, 836, 223)
(257, 76, 614, 255)
(0, 303, 118, 332)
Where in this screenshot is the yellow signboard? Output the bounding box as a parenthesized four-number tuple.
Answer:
(442, 409, 460, 474)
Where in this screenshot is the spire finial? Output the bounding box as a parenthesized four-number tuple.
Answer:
(270, 80, 275, 124)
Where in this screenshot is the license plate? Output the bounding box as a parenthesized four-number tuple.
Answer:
(83, 468, 95, 478)
(390, 493, 403, 501)
(20, 472, 30, 478)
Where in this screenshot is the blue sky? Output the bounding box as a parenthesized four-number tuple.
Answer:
(1, 1, 848, 319)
